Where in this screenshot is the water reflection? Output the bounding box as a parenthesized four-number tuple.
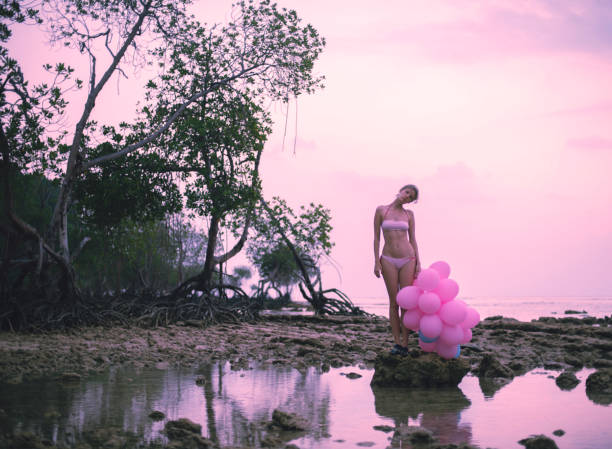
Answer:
(0, 363, 332, 448)
(372, 386, 472, 445)
(1, 365, 612, 448)
(478, 376, 513, 399)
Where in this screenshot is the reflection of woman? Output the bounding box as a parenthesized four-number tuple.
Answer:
(373, 185, 421, 355)
(371, 386, 472, 445)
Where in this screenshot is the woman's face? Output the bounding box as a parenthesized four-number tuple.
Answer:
(397, 187, 416, 203)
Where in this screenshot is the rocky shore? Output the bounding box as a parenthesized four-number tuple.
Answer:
(1, 314, 611, 449)
(1, 314, 611, 383)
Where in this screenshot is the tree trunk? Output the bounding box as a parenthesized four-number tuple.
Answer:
(200, 214, 221, 291)
(260, 200, 323, 313)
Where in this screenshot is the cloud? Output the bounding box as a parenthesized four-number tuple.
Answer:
(566, 136, 612, 151)
(328, 0, 612, 63)
(539, 101, 612, 118)
(419, 162, 491, 203)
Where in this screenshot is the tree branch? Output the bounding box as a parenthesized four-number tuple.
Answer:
(82, 65, 263, 170)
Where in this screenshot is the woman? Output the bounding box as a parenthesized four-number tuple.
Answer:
(373, 184, 421, 355)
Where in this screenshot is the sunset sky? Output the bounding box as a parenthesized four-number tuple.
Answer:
(11, 0, 612, 298)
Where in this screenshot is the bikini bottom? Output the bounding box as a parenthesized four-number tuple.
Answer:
(380, 254, 416, 270)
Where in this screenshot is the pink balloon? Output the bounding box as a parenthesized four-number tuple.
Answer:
(419, 339, 437, 352)
(439, 324, 464, 345)
(414, 268, 440, 291)
(439, 300, 467, 326)
(402, 309, 423, 331)
(434, 278, 459, 303)
(461, 327, 473, 344)
(418, 292, 441, 314)
(419, 314, 443, 339)
(397, 286, 422, 310)
(436, 341, 460, 360)
(429, 261, 451, 279)
(461, 307, 480, 329)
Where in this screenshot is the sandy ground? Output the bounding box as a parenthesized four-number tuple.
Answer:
(1, 314, 611, 383)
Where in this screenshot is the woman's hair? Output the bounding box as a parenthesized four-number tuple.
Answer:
(401, 184, 419, 202)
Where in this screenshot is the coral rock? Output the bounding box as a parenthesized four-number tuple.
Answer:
(555, 371, 580, 390)
(370, 353, 470, 388)
(518, 434, 559, 449)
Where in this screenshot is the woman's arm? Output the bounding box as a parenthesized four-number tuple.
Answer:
(373, 206, 382, 278)
(408, 210, 421, 274)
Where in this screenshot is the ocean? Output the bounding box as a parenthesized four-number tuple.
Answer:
(350, 296, 612, 322)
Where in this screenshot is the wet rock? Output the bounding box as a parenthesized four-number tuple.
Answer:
(195, 376, 206, 386)
(364, 350, 377, 361)
(555, 371, 579, 390)
(563, 356, 583, 368)
(585, 368, 612, 393)
(329, 358, 343, 368)
(509, 360, 527, 374)
(479, 376, 513, 398)
(4, 432, 49, 449)
(593, 359, 612, 368)
(270, 409, 307, 431)
(164, 418, 214, 449)
(552, 429, 565, 436)
(585, 368, 612, 405)
(543, 361, 564, 370)
(477, 354, 514, 379)
(562, 343, 584, 354)
(155, 361, 170, 370)
(261, 433, 283, 447)
(165, 418, 202, 436)
(356, 442, 375, 447)
(284, 444, 301, 449)
(373, 424, 394, 433)
(391, 426, 435, 446)
(518, 434, 559, 449)
(81, 427, 142, 449)
(371, 353, 470, 388)
(148, 410, 165, 421)
(60, 372, 81, 382)
(5, 375, 23, 385)
(564, 310, 586, 314)
(342, 372, 362, 379)
(440, 445, 480, 449)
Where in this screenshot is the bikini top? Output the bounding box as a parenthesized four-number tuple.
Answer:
(381, 207, 410, 231)
(381, 220, 409, 231)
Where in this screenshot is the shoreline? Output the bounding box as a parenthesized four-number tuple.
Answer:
(1, 314, 611, 383)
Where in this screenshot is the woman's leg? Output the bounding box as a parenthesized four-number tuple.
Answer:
(398, 259, 417, 347)
(380, 257, 401, 346)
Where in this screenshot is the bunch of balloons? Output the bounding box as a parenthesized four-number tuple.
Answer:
(397, 261, 480, 359)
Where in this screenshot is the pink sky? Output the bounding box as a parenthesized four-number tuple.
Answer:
(10, 0, 612, 298)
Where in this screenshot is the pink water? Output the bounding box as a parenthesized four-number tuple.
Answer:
(1, 362, 610, 448)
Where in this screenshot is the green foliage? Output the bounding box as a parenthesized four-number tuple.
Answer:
(147, 0, 325, 104)
(0, 172, 57, 233)
(75, 217, 186, 292)
(0, 0, 328, 324)
(0, 45, 73, 176)
(74, 212, 209, 292)
(248, 197, 334, 290)
(227, 265, 252, 288)
(74, 141, 182, 227)
(0, 1, 42, 42)
(255, 244, 316, 294)
(141, 89, 270, 222)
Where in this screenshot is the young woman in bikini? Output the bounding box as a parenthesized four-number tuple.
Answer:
(373, 184, 421, 355)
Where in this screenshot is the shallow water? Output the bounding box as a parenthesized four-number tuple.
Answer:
(353, 296, 612, 322)
(1, 363, 611, 449)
